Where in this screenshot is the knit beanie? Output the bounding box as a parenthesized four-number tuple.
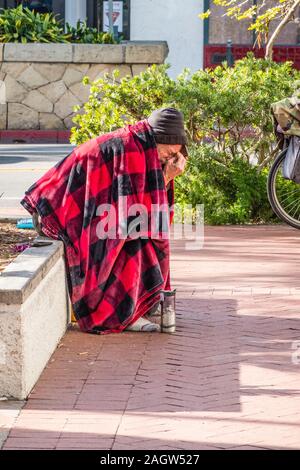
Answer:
(148, 108, 188, 156)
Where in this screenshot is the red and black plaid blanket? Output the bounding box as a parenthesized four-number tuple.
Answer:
(21, 120, 174, 334)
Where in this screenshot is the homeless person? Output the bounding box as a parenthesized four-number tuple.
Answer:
(21, 108, 188, 334)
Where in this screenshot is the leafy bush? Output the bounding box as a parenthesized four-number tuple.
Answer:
(175, 144, 276, 225)
(70, 55, 300, 224)
(72, 55, 299, 165)
(65, 20, 116, 44)
(189, 54, 298, 169)
(0, 5, 116, 44)
(71, 65, 175, 144)
(0, 4, 70, 43)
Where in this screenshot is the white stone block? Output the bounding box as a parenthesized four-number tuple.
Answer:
(18, 65, 49, 90)
(4, 44, 72, 63)
(22, 90, 53, 113)
(0, 242, 69, 400)
(0, 104, 6, 130)
(54, 90, 80, 119)
(39, 112, 65, 130)
(4, 75, 27, 103)
(125, 42, 168, 64)
(73, 44, 124, 63)
(34, 63, 66, 82)
(1, 62, 28, 78)
(8, 103, 39, 130)
(69, 82, 90, 105)
(62, 67, 86, 87)
(39, 80, 67, 104)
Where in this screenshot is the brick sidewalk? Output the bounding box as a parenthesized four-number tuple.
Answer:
(1, 226, 300, 450)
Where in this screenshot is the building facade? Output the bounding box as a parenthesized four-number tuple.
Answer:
(204, 0, 300, 69)
(0, 1, 131, 38)
(0, 0, 204, 77)
(130, 0, 204, 78)
(1, 1, 300, 74)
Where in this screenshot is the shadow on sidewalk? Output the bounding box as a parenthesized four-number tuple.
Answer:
(2, 295, 300, 450)
(15, 297, 242, 414)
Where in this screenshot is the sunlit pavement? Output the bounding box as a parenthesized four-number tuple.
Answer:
(1, 225, 300, 450)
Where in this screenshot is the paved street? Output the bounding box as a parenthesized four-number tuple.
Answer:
(1, 225, 300, 450)
(0, 145, 74, 218)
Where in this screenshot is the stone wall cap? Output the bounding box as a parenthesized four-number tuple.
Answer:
(4, 43, 73, 63)
(72, 43, 124, 64)
(0, 238, 64, 306)
(124, 41, 169, 64)
(121, 40, 168, 45)
(2, 41, 168, 64)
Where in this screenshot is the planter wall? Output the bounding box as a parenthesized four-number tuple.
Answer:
(0, 239, 69, 400)
(0, 41, 168, 131)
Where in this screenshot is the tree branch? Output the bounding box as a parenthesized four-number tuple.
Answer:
(266, 0, 300, 59)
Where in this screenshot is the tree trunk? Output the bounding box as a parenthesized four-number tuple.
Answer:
(266, 0, 300, 59)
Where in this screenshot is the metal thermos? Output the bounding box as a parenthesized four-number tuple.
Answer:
(147, 298, 162, 326)
(161, 289, 176, 334)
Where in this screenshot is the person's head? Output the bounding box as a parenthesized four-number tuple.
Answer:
(155, 143, 183, 164)
(148, 108, 188, 164)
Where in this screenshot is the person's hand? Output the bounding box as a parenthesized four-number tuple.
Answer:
(163, 152, 187, 185)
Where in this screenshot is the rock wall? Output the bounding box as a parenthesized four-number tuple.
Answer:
(0, 42, 168, 130)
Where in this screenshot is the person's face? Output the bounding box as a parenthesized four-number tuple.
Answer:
(156, 144, 183, 164)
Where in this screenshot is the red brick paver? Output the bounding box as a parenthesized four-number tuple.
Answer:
(2, 226, 300, 450)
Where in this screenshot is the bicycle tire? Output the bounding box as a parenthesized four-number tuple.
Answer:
(267, 147, 300, 229)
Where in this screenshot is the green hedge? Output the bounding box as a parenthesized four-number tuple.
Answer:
(0, 5, 115, 44)
(175, 144, 274, 225)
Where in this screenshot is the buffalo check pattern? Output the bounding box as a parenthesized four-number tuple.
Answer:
(21, 121, 174, 334)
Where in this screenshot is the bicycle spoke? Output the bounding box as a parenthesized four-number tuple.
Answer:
(291, 199, 300, 219)
(278, 184, 300, 204)
(277, 187, 300, 201)
(281, 197, 300, 212)
(267, 148, 300, 229)
(278, 191, 300, 204)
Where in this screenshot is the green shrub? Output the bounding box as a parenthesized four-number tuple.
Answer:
(192, 55, 298, 169)
(175, 144, 276, 225)
(71, 55, 299, 164)
(0, 4, 70, 43)
(70, 55, 300, 224)
(0, 6, 116, 44)
(70, 65, 175, 144)
(65, 20, 116, 44)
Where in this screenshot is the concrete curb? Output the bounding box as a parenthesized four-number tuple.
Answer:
(0, 238, 64, 304)
(0, 238, 69, 399)
(2, 42, 169, 64)
(0, 217, 20, 223)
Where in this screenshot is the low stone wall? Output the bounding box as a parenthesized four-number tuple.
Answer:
(0, 41, 168, 131)
(0, 239, 69, 400)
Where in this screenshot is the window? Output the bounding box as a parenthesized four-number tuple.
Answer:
(0, 1, 131, 38)
(0, 0, 65, 21)
(96, 0, 130, 40)
(15, 1, 52, 13)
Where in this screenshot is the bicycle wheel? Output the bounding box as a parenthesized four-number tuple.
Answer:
(268, 147, 300, 229)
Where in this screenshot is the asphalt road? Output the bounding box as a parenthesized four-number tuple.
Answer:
(0, 144, 75, 218)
